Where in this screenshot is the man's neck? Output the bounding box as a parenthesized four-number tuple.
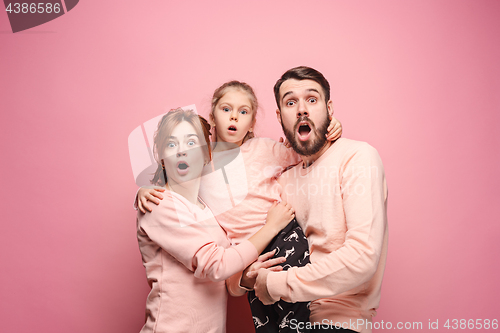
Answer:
(300, 141, 333, 168)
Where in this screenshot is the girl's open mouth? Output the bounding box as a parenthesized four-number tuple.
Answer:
(297, 122, 312, 141)
(227, 125, 237, 134)
(176, 161, 189, 175)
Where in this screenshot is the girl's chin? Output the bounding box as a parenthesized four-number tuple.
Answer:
(217, 135, 244, 146)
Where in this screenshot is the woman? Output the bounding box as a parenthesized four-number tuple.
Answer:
(136, 108, 294, 333)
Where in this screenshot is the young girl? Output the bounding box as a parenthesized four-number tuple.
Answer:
(137, 108, 295, 333)
(137, 82, 342, 332)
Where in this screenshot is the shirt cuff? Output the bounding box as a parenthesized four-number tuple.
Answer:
(226, 272, 250, 297)
(267, 270, 288, 302)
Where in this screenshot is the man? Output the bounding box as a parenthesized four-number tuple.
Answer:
(249, 66, 388, 333)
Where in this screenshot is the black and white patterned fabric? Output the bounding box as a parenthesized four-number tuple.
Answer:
(248, 219, 311, 333)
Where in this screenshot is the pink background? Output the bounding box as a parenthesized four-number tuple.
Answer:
(1, 1, 499, 332)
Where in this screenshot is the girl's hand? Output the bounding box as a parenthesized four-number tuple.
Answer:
(326, 116, 342, 142)
(137, 186, 166, 213)
(279, 136, 291, 148)
(240, 250, 285, 289)
(265, 201, 295, 234)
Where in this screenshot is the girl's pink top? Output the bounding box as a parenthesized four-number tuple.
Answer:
(199, 138, 300, 245)
(198, 138, 300, 295)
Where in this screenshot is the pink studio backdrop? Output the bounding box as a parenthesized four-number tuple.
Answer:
(1, 1, 499, 332)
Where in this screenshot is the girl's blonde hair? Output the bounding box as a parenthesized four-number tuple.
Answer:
(210, 80, 258, 143)
(151, 108, 212, 186)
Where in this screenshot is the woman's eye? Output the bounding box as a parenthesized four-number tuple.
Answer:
(167, 142, 176, 148)
(187, 140, 196, 146)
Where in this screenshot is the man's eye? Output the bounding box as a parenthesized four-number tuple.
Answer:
(309, 98, 317, 103)
(286, 100, 295, 106)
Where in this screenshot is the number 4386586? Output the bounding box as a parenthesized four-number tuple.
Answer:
(6, 3, 61, 14)
(444, 319, 498, 330)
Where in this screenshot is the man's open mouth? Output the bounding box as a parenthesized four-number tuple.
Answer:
(297, 122, 312, 141)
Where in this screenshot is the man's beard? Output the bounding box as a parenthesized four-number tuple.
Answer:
(282, 114, 329, 156)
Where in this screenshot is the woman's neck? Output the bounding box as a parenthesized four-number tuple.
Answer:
(166, 178, 203, 208)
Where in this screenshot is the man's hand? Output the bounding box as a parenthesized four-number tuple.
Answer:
(251, 268, 277, 305)
(241, 250, 285, 289)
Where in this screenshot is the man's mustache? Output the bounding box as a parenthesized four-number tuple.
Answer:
(294, 116, 316, 131)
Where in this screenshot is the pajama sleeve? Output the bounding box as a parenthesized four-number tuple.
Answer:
(138, 193, 258, 282)
(270, 139, 302, 169)
(266, 144, 388, 302)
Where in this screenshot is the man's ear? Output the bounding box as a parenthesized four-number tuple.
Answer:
(276, 108, 282, 125)
(327, 100, 334, 119)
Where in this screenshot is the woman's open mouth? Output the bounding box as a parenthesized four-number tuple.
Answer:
(297, 121, 312, 141)
(176, 161, 190, 175)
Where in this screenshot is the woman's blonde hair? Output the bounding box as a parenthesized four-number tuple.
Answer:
(151, 108, 212, 186)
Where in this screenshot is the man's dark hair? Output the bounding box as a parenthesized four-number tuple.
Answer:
(273, 66, 331, 110)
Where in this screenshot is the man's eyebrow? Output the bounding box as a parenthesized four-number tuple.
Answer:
(282, 88, 321, 102)
(281, 90, 294, 101)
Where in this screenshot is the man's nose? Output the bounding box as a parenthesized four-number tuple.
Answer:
(297, 100, 308, 118)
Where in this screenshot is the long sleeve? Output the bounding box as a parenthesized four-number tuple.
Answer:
(267, 142, 388, 302)
(270, 139, 302, 170)
(138, 192, 258, 282)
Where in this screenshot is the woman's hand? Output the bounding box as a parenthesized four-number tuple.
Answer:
(137, 186, 165, 213)
(265, 201, 295, 234)
(326, 116, 342, 142)
(240, 250, 285, 289)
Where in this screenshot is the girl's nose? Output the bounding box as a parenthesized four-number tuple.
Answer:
(229, 110, 238, 121)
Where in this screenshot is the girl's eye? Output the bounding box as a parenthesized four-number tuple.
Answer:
(223, 107, 230, 112)
(240, 110, 248, 115)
